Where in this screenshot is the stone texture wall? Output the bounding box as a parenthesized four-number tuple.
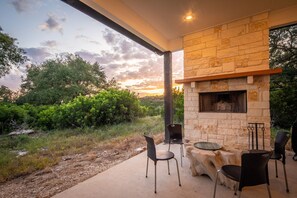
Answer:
(183, 13, 271, 150)
(183, 12, 269, 78)
(184, 76, 270, 149)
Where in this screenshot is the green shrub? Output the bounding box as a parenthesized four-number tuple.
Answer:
(36, 106, 59, 130)
(34, 89, 143, 129)
(88, 89, 143, 126)
(0, 89, 146, 131)
(0, 103, 26, 134)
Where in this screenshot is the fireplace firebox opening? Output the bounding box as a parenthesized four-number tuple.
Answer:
(199, 90, 247, 113)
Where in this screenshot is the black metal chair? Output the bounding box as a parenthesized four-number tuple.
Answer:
(167, 124, 184, 166)
(213, 151, 272, 198)
(270, 130, 290, 192)
(144, 135, 181, 193)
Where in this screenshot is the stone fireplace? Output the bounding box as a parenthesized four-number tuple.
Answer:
(176, 12, 282, 150)
(183, 76, 271, 150)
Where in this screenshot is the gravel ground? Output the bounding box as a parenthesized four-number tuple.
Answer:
(0, 134, 163, 198)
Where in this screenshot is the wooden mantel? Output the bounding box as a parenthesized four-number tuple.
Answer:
(175, 68, 282, 84)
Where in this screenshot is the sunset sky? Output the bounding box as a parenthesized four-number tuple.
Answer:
(0, 0, 183, 97)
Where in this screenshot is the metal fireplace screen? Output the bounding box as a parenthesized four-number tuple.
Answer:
(199, 90, 247, 113)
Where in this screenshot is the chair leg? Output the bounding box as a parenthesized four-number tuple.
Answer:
(146, 157, 149, 178)
(154, 162, 157, 193)
(267, 184, 272, 198)
(174, 158, 181, 186)
(275, 160, 278, 177)
(238, 190, 241, 198)
(168, 142, 171, 151)
(167, 160, 170, 175)
(180, 144, 183, 167)
(234, 182, 239, 195)
(282, 162, 289, 192)
(181, 144, 185, 157)
(213, 170, 219, 198)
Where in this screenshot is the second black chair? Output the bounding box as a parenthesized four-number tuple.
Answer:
(167, 124, 184, 166)
(270, 130, 290, 192)
(144, 135, 181, 193)
(213, 151, 272, 198)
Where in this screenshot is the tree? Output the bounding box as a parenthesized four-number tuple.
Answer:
(270, 24, 297, 129)
(172, 87, 184, 123)
(0, 85, 14, 102)
(17, 55, 109, 105)
(0, 27, 27, 77)
(159, 87, 184, 123)
(140, 95, 163, 116)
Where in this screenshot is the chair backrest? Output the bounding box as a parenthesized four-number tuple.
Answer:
(239, 151, 272, 190)
(274, 130, 290, 162)
(167, 124, 183, 140)
(144, 135, 157, 161)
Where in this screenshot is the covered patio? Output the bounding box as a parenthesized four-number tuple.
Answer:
(57, 0, 297, 197)
(53, 144, 297, 198)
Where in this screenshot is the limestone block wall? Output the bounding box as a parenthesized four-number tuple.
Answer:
(184, 76, 271, 150)
(183, 12, 269, 78)
(183, 12, 271, 150)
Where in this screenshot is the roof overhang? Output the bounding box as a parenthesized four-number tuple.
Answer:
(64, 0, 297, 53)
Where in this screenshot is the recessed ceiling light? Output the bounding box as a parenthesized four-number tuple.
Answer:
(185, 15, 193, 21)
(183, 11, 195, 22)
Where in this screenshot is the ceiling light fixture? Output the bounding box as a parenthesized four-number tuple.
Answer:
(185, 15, 193, 21)
(183, 11, 195, 22)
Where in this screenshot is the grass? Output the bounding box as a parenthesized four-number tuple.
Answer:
(0, 116, 163, 183)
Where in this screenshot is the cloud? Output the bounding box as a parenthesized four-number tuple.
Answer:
(119, 39, 133, 53)
(75, 34, 89, 39)
(115, 61, 162, 82)
(39, 15, 66, 34)
(116, 70, 143, 82)
(89, 40, 100, 45)
(75, 50, 120, 65)
(75, 34, 100, 45)
(11, 0, 39, 13)
(102, 28, 152, 61)
(74, 29, 166, 95)
(107, 63, 123, 70)
(102, 29, 118, 45)
(24, 47, 52, 63)
(72, 29, 183, 96)
(74, 50, 100, 63)
(41, 40, 58, 48)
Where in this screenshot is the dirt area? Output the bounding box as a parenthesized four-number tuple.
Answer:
(0, 133, 163, 198)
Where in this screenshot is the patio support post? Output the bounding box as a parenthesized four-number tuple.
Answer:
(164, 51, 173, 142)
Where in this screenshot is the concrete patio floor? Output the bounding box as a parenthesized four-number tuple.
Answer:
(54, 143, 297, 198)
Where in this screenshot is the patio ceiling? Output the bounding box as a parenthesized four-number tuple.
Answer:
(79, 0, 297, 52)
